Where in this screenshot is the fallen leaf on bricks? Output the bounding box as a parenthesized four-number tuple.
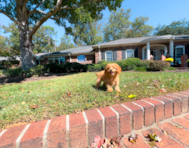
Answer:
(129, 134, 138, 143)
(163, 130, 168, 135)
(149, 141, 156, 147)
(175, 125, 183, 128)
(148, 133, 161, 142)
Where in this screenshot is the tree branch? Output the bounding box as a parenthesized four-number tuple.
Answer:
(60, 0, 102, 10)
(29, 0, 63, 38)
(0, 10, 19, 24)
(28, 0, 45, 17)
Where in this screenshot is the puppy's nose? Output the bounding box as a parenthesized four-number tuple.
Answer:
(110, 69, 112, 72)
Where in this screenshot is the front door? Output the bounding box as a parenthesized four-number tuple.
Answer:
(175, 47, 184, 65)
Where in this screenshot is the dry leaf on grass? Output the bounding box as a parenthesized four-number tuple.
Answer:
(160, 88, 167, 93)
(30, 105, 38, 109)
(67, 92, 72, 97)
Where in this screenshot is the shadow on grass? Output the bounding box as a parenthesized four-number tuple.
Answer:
(92, 85, 107, 91)
(0, 72, 79, 84)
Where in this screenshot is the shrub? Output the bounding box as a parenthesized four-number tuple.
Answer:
(87, 64, 102, 72)
(140, 60, 150, 69)
(187, 59, 189, 67)
(3, 67, 22, 77)
(149, 61, 170, 71)
(116, 58, 141, 71)
(25, 65, 44, 77)
(134, 67, 147, 72)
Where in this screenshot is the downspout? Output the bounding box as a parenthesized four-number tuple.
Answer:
(98, 46, 101, 61)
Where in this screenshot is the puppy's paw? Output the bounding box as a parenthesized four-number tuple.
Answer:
(107, 88, 113, 92)
(116, 89, 121, 93)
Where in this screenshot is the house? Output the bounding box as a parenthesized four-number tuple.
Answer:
(0, 56, 20, 67)
(33, 35, 189, 66)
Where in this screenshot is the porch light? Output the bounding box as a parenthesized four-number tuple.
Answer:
(160, 49, 164, 54)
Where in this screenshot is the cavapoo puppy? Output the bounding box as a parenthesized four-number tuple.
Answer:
(95, 63, 122, 92)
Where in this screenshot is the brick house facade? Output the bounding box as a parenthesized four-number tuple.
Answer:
(34, 35, 189, 66)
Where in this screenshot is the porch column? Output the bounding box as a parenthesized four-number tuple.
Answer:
(98, 46, 101, 61)
(146, 42, 150, 60)
(169, 40, 174, 58)
(68, 53, 71, 62)
(38, 60, 40, 65)
(53, 57, 55, 63)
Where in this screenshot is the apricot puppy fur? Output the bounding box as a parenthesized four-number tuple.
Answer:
(95, 63, 122, 92)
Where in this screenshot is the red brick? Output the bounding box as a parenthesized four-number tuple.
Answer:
(143, 98, 164, 122)
(122, 134, 150, 148)
(111, 104, 131, 135)
(0, 125, 26, 147)
(169, 93, 189, 113)
(184, 113, 189, 119)
(152, 96, 173, 119)
(163, 95, 181, 116)
(122, 102, 143, 130)
(133, 100, 154, 126)
(20, 120, 47, 148)
(85, 109, 103, 144)
(69, 112, 87, 148)
(158, 122, 189, 147)
(142, 128, 185, 148)
(47, 116, 67, 148)
(100, 107, 118, 138)
(172, 117, 189, 130)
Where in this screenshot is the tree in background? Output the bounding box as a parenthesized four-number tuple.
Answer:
(103, 8, 131, 42)
(154, 19, 189, 35)
(3, 23, 20, 56)
(72, 18, 103, 45)
(43, 26, 57, 52)
(57, 35, 75, 51)
(126, 16, 154, 38)
(0, 0, 123, 70)
(0, 35, 10, 56)
(103, 9, 154, 41)
(3, 23, 57, 54)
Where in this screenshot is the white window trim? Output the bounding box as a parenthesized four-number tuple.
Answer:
(77, 55, 86, 63)
(175, 45, 185, 54)
(105, 51, 113, 61)
(48, 56, 65, 64)
(125, 49, 135, 59)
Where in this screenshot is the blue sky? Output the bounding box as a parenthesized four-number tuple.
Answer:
(0, 0, 189, 46)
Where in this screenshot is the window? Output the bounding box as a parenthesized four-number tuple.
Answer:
(106, 51, 113, 61)
(78, 55, 86, 62)
(126, 49, 134, 58)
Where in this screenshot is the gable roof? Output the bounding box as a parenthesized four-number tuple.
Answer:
(92, 35, 189, 48)
(33, 46, 94, 58)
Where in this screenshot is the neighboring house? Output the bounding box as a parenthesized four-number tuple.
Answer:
(33, 35, 189, 66)
(0, 56, 21, 67)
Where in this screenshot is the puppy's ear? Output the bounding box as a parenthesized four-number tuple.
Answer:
(105, 63, 111, 72)
(116, 63, 122, 74)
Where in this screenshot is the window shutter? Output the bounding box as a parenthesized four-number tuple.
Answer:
(101, 51, 105, 60)
(135, 48, 138, 58)
(122, 50, 125, 59)
(113, 50, 117, 61)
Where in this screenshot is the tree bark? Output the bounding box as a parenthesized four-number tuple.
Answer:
(18, 21, 35, 71)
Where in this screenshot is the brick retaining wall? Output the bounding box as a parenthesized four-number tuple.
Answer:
(0, 90, 189, 148)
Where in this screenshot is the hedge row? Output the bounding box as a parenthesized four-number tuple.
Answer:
(3, 58, 170, 77)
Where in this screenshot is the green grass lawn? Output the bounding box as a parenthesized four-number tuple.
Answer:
(0, 71, 189, 129)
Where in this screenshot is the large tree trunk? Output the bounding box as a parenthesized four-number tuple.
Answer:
(18, 22, 35, 71)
